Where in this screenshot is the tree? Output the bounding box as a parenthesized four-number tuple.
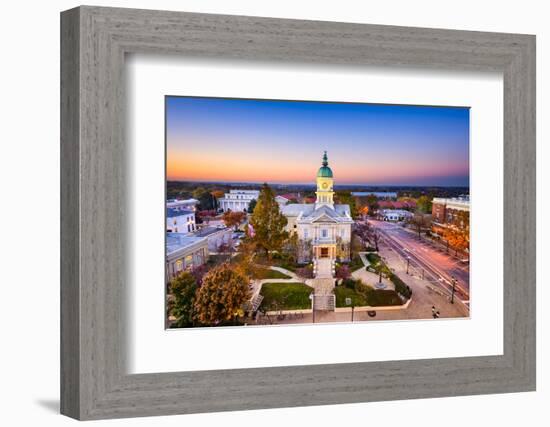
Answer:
(283, 232, 300, 264)
(194, 263, 251, 325)
(441, 227, 469, 252)
(335, 191, 359, 218)
(416, 195, 432, 214)
(211, 190, 225, 200)
(409, 213, 432, 238)
(351, 234, 364, 254)
(364, 195, 379, 217)
(233, 236, 261, 279)
(168, 272, 197, 328)
(191, 187, 215, 211)
(247, 198, 257, 213)
(335, 264, 351, 280)
(335, 236, 350, 261)
(223, 210, 246, 230)
(211, 190, 225, 210)
(249, 183, 289, 258)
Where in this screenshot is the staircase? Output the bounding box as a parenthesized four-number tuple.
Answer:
(248, 294, 264, 312)
(313, 294, 335, 311)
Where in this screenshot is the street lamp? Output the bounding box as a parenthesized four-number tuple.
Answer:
(345, 297, 355, 322)
(309, 294, 315, 323)
(450, 276, 457, 304)
(406, 256, 410, 275)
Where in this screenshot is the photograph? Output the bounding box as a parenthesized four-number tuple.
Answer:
(165, 96, 471, 328)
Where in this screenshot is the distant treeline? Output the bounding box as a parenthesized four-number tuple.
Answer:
(166, 180, 469, 201)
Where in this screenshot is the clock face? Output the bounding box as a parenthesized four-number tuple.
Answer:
(322, 182, 328, 189)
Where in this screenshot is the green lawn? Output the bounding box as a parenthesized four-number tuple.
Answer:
(254, 267, 291, 280)
(334, 286, 368, 307)
(348, 255, 365, 272)
(259, 282, 313, 311)
(335, 285, 403, 307)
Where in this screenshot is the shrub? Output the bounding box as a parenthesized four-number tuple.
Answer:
(342, 278, 356, 289)
(296, 265, 314, 279)
(390, 273, 412, 299)
(335, 264, 351, 280)
(367, 290, 403, 306)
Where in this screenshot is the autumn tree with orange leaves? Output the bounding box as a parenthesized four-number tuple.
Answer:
(223, 210, 246, 230)
(193, 263, 250, 325)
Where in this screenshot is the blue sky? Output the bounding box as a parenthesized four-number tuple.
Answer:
(166, 96, 470, 186)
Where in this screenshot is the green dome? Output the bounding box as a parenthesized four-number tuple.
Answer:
(317, 151, 333, 177)
(317, 166, 333, 178)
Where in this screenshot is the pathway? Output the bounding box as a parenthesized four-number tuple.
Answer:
(315, 258, 333, 278)
(351, 252, 394, 290)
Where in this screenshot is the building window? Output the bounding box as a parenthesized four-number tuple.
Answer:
(321, 229, 328, 238)
(185, 255, 193, 270)
(304, 230, 309, 239)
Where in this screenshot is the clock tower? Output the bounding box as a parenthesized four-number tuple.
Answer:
(315, 151, 335, 208)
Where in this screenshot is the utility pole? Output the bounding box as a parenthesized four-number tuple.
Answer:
(406, 256, 410, 275)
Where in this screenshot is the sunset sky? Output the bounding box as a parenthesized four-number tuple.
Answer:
(166, 96, 469, 186)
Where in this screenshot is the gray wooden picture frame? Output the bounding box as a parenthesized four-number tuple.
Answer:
(60, 5, 536, 421)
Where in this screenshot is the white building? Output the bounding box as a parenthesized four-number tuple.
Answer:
(166, 207, 196, 233)
(380, 209, 413, 222)
(165, 233, 209, 281)
(218, 189, 259, 212)
(281, 152, 354, 262)
(166, 198, 199, 212)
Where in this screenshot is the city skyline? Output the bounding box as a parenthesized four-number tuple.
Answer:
(166, 96, 470, 186)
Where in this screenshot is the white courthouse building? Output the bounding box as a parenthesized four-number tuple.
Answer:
(281, 152, 354, 262)
(218, 189, 259, 212)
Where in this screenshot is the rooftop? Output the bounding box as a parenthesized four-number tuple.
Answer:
(433, 195, 470, 205)
(166, 207, 194, 218)
(192, 226, 230, 238)
(166, 233, 207, 256)
(281, 203, 351, 220)
(166, 198, 198, 206)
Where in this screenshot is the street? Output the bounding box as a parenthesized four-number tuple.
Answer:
(367, 219, 470, 308)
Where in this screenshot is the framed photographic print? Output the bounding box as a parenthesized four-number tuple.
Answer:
(61, 6, 536, 420)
